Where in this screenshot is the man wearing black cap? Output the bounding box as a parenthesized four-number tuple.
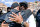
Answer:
(11, 2, 20, 10)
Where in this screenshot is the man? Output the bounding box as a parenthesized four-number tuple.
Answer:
(19, 2, 36, 27)
(0, 9, 4, 24)
(36, 9, 40, 27)
(1, 7, 11, 27)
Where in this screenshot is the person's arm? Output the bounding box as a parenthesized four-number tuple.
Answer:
(23, 22, 29, 27)
(9, 12, 23, 24)
(1, 21, 9, 27)
(26, 14, 36, 27)
(9, 12, 29, 27)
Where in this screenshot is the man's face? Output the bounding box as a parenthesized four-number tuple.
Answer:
(7, 9, 11, 12)
(19, 6, 25, 10)
(14, 6, 20, 11)
(8, 9, 11, 11)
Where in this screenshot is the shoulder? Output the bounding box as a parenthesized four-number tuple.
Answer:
(28, 14, 34, 20)
(26, 14, 35, 22)
(29, 14, 34, 18)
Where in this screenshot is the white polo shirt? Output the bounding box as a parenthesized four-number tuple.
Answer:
(26, 14, 36, 27)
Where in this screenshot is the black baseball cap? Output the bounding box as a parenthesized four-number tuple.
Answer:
(11, 2, 20, 9)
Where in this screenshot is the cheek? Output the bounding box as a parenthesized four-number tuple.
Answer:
(17, 8, 19, 9)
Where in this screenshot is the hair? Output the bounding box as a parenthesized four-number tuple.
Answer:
(37, 9, 40, 15)
(7, 7, 11, 10)
(19, 2, 28, 9)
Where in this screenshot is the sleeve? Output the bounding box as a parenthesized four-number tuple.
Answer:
(26, 14, 36, 27)
(36, 14, 40, 22)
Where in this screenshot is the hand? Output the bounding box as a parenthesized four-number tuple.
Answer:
(1, 21, 9, 27)
(9, 12, 23, 24)
(24, 22, 29, 27)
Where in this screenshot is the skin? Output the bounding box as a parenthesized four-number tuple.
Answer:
(9, 12, 23, 24)
(24, 22, 29, 27)
(9, 12, 29, 27)
(1, 21, 9, 27)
